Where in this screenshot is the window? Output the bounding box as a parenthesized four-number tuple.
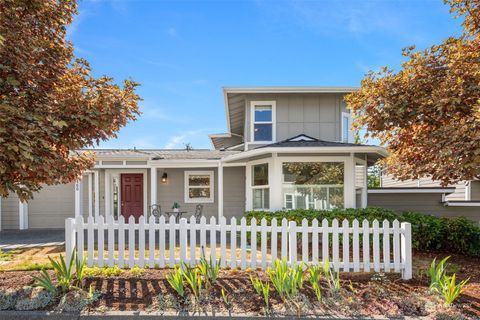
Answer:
(185, 171, 214, 203)
(252, 163, 269, 210)
(251, 101, 275, 142)
(341, 112, 353, 143)
(282, 162, 344, 210)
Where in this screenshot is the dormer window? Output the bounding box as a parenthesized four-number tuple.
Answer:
(251, 101, 276, 142)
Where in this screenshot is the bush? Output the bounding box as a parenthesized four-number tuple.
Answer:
(244, 208, 480, 256)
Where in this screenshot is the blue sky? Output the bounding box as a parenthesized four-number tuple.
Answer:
(69, 0, 463, 149)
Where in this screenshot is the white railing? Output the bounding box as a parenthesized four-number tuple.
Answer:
(65, 215, 412, 279)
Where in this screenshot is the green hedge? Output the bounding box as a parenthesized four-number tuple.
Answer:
(244, 207, 480, 257)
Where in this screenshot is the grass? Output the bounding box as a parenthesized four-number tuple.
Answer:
(0, 249, 21, 261)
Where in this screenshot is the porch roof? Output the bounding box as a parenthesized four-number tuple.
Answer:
(82, 149, 240, 160)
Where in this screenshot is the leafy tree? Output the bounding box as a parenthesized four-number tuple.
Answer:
(367, 165, 381, 188)
(345, 0, 480, 185)
(0, 0, 141, 200)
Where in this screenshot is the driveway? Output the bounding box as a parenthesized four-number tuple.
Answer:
(0, 229, 64, 250)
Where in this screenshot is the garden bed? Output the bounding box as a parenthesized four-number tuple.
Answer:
(0, 251, 478, 319)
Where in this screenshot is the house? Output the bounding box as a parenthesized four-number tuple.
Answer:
(367, 174, 480, 222)
(0, 87, 388, 230)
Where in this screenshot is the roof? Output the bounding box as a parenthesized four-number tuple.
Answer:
(255, 134, 372, 149)
(223, 86, 358, 94)
(83, 149, 240, 160)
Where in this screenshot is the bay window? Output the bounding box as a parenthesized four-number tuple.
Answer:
(282, 162, 344, 210)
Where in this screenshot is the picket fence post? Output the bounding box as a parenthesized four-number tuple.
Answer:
(401, 222, 412, 280)
(65, 218, 75, 265)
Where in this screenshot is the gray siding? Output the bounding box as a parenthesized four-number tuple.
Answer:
(157, 168, 219, 218)
(470, 181, 480, 200)
(1, 194, 19, 230)
(368, 193, 480, 223)
(223, 167, 246, 219)
(28, 183, 75, 229)
(244, 93, 348, 148)
(381, 174, 466, 201)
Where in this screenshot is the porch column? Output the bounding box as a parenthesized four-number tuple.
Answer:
(104, 171, 110, 217)
(344, 155, 356, 208)
(362, 155, 368, 208)
(19, 200, 28, 230)
(150, 167, 157, 212)
(94, 170, 100, 221)
(88, 173, 93, 218)
(270, 154, 282, 211)
(74, 179, 83, 218)
(218, 162, 223, 218)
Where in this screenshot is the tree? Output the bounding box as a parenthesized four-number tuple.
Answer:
(345, 0, 480, 186)
(0, 0, 141, 200)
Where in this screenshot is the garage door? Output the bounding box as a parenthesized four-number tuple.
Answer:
(28, 182, 75, 229)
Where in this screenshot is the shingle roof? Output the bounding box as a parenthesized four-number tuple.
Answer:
(82, 149, 240, 160)
(255, 134, 372, 149)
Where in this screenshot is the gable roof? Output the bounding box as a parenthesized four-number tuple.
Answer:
(255, 134, 371, 149)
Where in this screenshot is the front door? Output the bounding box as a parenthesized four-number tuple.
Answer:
(121, 174, 143, 222)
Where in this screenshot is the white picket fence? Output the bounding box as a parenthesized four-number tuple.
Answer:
(65, 215, 412, 279)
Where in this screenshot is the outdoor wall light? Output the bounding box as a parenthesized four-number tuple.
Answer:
(161, 172, 168, 183)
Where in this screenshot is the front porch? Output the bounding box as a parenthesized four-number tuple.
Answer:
(74, 141, 384, 222)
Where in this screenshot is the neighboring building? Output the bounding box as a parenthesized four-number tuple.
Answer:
(367, 173, 480, 223)
(0, 87, 387, 230)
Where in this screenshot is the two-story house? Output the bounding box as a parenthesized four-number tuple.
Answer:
(0, 87, 387, 230)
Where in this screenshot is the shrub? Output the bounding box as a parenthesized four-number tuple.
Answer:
(245, 208, 480, 256)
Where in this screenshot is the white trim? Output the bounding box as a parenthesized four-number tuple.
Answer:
(94, 170, 100, 221)
(218, 162, 224, 218)
(95, 165, 150, 169)
(224, 87, 357, 94)
(184, 170, 215, 203)
(149, 159, 219, 168)
(368, 188, 456, 194)
(341, 112, 353, 143)
(465, 181, 471, 201)
(288, 134, 316, 142)
(105, 169, 148, 218)
(88, 173, 93, 218)
(18, 200, 28, 230)
(246, 158, 272, 211)
(74, 179, 82, 218)
(444, 201, 480, 207)
(150, 167, 158, 211)
(222, 145, 388, 163)
(250, 101, 276, 144)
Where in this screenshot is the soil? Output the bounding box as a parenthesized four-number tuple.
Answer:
(0, 251, 478, 318)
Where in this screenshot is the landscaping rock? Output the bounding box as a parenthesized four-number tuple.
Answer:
(15, 287, 53, 310)
(57, 289, 100, 312)
(0, 289, 18, 310)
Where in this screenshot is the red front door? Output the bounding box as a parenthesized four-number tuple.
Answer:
(121, 174, 143, 222)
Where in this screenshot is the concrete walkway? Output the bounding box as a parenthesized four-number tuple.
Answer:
(0, 229, 64, 250)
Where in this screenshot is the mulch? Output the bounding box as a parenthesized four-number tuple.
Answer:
(0, 251, 478, 318)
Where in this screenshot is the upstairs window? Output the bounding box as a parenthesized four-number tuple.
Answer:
(251, 101, 275, 142)
(341, 112, 353, 143)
